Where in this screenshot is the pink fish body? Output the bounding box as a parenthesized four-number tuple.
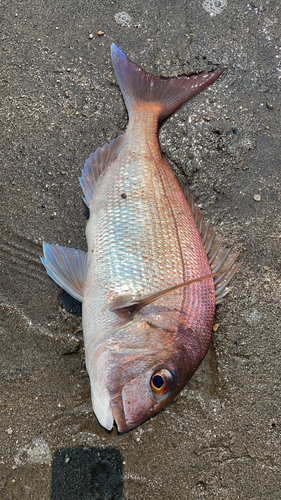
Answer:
(42, 45, 241, 432)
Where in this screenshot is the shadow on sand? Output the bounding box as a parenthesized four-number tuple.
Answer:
(51, 447, 124, 500)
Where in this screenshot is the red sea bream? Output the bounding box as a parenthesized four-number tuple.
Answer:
(42, 44, 242, 432)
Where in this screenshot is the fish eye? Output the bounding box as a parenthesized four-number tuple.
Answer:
(150, 369, 174, 395)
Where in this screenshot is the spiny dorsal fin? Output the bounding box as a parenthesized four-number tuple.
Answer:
(110, 272, 224, 313)
(80, 135, 125, 207)
(186, 192, 243, 304)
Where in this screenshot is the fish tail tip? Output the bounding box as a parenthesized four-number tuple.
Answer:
(111, 43, 126, 64)
(220, 65, 227, 72)
(110, 42, 117, 56)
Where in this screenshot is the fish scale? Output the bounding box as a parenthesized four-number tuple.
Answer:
(86, 135, 210, 320)
(42, 44, 242, 432)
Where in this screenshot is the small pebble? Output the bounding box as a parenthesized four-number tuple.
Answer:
(65, 90, 69, 98)
(97, 30, 104, 36)
(62, 336, 81, 355)
(204, 116, 211, 122)
(213, 323, 219, 332)
(253, 194, 261, 202)
(266, 101, 274, 110)
(65, 456, 70, 464)
(61, 171, 66, 175)
(89, 33, 94, 39)
(7, 428, 13, 435)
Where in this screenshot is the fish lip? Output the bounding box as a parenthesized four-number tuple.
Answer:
(110, 397, 128, 433)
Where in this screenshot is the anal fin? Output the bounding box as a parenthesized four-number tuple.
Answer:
(80, 135, 125, 208)
(42, 243, 87, 302)
(186, 193, 243, 304)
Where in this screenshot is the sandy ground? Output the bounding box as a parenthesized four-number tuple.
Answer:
(0, 0, 280, 498)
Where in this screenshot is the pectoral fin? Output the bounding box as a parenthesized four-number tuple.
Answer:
(109, 272, 223, 313)
(42, 243, 87, 302)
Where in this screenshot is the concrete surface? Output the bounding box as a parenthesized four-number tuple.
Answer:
(0, 0, 280, 498)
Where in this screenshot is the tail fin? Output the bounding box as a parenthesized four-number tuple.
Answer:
(111, 44, 226, 123)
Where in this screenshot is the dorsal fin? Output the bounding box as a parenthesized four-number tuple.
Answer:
(186, 193, 243, 303)
(80, 135, 125, 207)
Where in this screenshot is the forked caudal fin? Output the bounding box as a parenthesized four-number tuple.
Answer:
(111, 43, 226, 123)
(79, 46, 226, 208)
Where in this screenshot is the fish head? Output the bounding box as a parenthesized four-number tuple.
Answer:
(91, 316, 202, 432)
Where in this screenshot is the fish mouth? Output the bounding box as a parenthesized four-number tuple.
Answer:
(91, 388, 114, 431)
(110, 397, 128, 433)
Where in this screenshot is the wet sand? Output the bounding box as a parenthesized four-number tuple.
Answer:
(0, 0, 280, 498)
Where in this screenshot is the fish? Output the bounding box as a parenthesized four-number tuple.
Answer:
(42, 44, 242, 432)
